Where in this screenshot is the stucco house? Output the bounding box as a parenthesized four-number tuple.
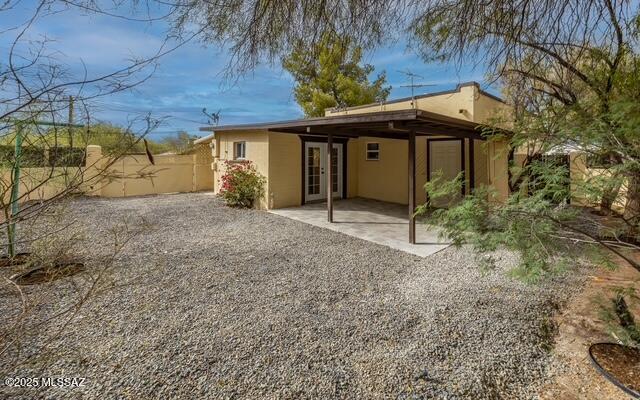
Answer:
(195, 82, 511, 244)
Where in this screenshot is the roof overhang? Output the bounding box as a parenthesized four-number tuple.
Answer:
(197, 109, 498, 143)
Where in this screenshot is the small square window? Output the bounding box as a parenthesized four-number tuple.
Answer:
(233, 141, 246, 160)
(366, 142, 379, 160)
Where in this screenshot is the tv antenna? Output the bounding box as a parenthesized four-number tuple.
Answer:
(202, 108, 221, 125)
(397, 69, 437, 108)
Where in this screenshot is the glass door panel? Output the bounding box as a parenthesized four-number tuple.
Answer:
(304, 142, 343, 203)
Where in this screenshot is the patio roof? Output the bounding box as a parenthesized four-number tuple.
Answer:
(196, 108, 504, 245)
(197, 109, 488, 143)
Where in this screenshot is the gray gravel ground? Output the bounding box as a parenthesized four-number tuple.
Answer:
(0, 193, 583, 399)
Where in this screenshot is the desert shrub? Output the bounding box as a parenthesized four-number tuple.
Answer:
(219, 160, 266, 208)
(415, 166, 586, 282)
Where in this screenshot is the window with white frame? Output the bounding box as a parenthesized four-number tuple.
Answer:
(233, 141, 246, 160)
(366, 142, 379, 160)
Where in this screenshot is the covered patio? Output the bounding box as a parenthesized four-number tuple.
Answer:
(263, 109, 484, 245)
(200, 108, 496, 247)
(269, 197, 450, 257)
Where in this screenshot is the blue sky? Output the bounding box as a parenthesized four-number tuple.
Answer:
(1, 2, 495, 139)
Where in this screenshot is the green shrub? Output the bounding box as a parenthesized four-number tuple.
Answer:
(219, 160, 266, 208)
(415, 166, 587, 282)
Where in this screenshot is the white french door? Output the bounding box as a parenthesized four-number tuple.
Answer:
(304, 142, 343, 203)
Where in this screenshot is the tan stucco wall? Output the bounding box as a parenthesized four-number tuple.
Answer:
(486, 139, 510, 202)
(93, 147, 213, 198)
(347, 140, 359, 198)
(213, 130, 270, 208)
(324, 83, 508, 204)
(98, 154, 197, 197)
(474, 139, 489, 188)
(201, 83, 511, 209)
(210, 130, 291, 209)
(569, 152, 628, 211)
(352, 136, 426, 205)
(204, 130, 498, 208)
(2, 144, 214, 204)
(352, 136, 489, 206)
(472, 91, 510, 125)
(326, 85, 477, 121)
(0, 145, 107, 204)
(268, 132, 301, 208)
(266, 133, 360, 208)
(193, 143, 215, 191)
(326, 83, 509, 125)
(355, 137, 408, 204)
(1, 167, 84, 204)
(209, 130, 363, 209)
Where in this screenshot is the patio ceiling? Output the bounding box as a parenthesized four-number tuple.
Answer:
(199, 109, 488, 141)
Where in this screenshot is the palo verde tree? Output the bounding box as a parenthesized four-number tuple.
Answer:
(410, 0, 640, 212)
(282, 33, 390, 117)
(410, 0, 640, 344)
(0, 0, 192, 370)
(0, 0, 204, 259)
(406, 0, 640, 265)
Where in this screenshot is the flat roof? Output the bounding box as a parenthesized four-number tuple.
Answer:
(324, 82, 505, 114)
(197, 109, 489, 143)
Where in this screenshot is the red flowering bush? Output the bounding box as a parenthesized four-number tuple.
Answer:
(219, 160, 266, 208)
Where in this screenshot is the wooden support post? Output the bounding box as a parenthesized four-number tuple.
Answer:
(327, 131, 334, 223)
(469, 139, 475, 193)
(408, 130, 416, 244)
(461, 138, 466, 196)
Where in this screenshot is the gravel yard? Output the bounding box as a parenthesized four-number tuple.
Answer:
(1, 193, 582, 399)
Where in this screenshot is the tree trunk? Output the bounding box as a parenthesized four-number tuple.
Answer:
(624, 173, 640, 223)
(600, 154, 623, 213)
(601, 180, 622, 213)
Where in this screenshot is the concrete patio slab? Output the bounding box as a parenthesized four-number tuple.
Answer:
(269, 198, 450, 257)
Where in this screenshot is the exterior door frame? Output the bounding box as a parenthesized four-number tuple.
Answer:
(303, 142, 343, 203)
(300, 135, 348, 205)
(426, 138, 466, 197)
(303, 142, 325, 202)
